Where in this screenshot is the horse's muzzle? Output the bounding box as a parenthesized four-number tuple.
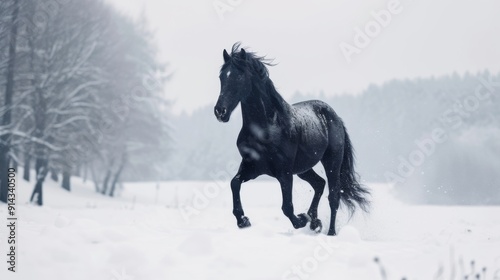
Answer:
(214, 106, 230, 122)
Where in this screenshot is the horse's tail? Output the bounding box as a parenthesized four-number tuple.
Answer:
(340, 125, 370, 216)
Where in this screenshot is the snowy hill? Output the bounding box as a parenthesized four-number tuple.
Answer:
(1, 174, 499, 280)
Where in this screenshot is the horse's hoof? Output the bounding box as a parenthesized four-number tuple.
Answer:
(310, 219, 322, 233)
(295, 213, 310, 229)
(327, 230, 337, 236)
(237, 216, 251, 228)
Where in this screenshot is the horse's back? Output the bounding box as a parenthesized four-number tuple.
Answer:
(292, 100, 336, 115)
(291, 100, 342, 130)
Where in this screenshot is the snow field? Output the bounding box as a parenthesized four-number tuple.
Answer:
(0, 172, 499, 280)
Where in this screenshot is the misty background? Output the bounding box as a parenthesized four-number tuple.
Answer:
(167, 71, 500, 205)
(0, 0, 499, 206)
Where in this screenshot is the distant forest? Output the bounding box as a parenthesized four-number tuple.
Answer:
(166, 71, 500, 205)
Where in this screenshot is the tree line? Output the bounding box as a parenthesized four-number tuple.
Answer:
(0, 0, 170, 205)
(167, 71, 499, 204)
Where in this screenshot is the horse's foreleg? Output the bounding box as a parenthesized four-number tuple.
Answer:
(231, 175, 251, 228)
(278, 175, 310, 229)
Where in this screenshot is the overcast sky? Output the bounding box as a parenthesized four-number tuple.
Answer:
(106, 0, 500, 114)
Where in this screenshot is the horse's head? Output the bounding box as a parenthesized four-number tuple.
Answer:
(214, 48, 252, 122)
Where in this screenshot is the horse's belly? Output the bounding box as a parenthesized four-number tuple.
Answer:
(292, 139, 327, 173)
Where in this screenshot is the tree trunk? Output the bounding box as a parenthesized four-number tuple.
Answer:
(30, 159, 48, 206)
(0, 155, 10, 203)
(31, 88, 48, 204)
(50, 168, 58, 182)
(109, 153, 127, 197)
(90, 164, 99, 192)
(100, 157, 115, 195)
(0, 0, 20, 203)
(101, 169, 112, 195)
(30, 178, 44, 206)
(62, 167, 70, 191)
(11, 153, 18, 170)
(82, 163, 87, 182)
(23, 154, 30, 181)
(74, 163, 81, 177)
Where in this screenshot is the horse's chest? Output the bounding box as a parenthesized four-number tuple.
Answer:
(237, 124, 292, 162)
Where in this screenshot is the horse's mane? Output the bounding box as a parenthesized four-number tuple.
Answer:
(222, 42, 290, 118)
(221, 42, 275, 79)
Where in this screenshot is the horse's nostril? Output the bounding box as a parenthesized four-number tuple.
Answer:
(222, 108, 227, 115)
(215, 108, 220, 115)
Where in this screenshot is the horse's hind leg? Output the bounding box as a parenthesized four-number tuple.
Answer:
(321, 149, 343, 236)
(297, 169, 325, 233)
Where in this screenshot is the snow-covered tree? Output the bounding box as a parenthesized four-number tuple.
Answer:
(0, 0, 170, 205)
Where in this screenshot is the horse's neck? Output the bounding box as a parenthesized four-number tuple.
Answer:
(241, 79, 291, 128)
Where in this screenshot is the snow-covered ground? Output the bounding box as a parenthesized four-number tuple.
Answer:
(1, 171, 500, 280)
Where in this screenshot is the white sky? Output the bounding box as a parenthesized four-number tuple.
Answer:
(106, 0, 500, 114)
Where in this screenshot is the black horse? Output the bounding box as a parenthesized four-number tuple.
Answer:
(214, 43, 370, 235)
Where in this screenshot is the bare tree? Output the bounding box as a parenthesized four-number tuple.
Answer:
(0, 0, 19, 203)
(1, 0, 170, 204)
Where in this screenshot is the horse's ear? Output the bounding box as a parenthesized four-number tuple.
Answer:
(223, 49, 231, 62)
(240, 48, 247, 59)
